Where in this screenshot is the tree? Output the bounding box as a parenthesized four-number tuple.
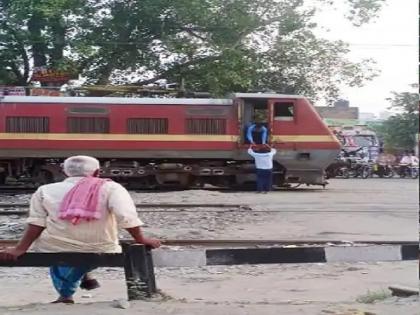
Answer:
(0, 0, 385, 98)
(249, 32, 378, 101)
(374, 87, 419, 151)
(0, 0, 92, 85)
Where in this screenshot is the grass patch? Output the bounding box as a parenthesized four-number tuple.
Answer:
(356, 290, 392, 304)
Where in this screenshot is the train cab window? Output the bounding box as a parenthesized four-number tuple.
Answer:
(274, 102, 294, 121)
(6, 116, 49, 133)
(127, 118, 168, 134)
(186, 118, 226, 135)
(67, 117, 109, 133)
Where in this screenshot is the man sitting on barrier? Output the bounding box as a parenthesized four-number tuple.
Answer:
(0, 155, 160, 304)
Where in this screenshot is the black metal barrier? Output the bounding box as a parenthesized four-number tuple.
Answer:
(0, 244, 157, 300)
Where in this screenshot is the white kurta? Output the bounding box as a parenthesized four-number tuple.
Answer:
(27, 177, 143, 253)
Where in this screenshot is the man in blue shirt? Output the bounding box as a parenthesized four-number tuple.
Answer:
(246, 122, 268, 145)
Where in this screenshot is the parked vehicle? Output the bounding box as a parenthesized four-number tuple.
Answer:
(329, 125, 380, 162)
(325, 164, 350, 179)
(345, 157, 370, 179)
(325, 158, 350, 179)
(370, 163, 394, 178)
(394, 164, 419, 179)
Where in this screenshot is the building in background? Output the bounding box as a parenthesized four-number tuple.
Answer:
(315, 99, 358, 119)
(0, 86, 26, 96)
(359, 112, 377, 123)
(378, 111, 392, 120)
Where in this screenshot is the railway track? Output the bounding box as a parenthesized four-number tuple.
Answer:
(0, 239, 416, 248)
(0, 185, 318, 195)
(0, 210, 415, 216)
(0, 203, 414, 216)
(0, 203, 247, 209)
(0, 202, 251, 215)
(0, 187, 36, 195)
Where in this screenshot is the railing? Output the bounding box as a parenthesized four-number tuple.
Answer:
(0, 244, 156, 300)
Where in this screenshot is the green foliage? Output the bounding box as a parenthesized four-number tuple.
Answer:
(0, 0, 384, 97)
(373, 87, 419, 151)
(0, 0, 92, 84)
(252, 34, 378, 101)
(344, 0, 386, 26)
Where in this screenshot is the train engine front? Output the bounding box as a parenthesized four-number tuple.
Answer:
(233, 93, 341, 187)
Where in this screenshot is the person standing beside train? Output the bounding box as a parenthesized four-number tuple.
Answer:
(247, 144, 277, 193)
(0, 155, 160, 304)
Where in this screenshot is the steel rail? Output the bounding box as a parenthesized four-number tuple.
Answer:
(0, 203, 246, 209)
(0, 202, 414, 207)
(0, 209, 415, 216)
(0, 186, 319, 194)
(0, 239, 417, 248)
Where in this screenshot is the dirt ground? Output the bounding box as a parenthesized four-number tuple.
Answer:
(1, 178, 417, 241)
(0, 178, 417, 314)
(135, 177, 418, 241)
(0, 262, 417, 315)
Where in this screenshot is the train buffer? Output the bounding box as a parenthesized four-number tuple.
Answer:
(0, 244, 157, 301)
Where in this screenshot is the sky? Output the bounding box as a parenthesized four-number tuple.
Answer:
(313, 0, 418, 114)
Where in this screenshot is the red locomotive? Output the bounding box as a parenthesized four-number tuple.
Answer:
(0, 93, 340, 188)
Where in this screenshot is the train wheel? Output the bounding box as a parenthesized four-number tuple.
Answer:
(287, 183, 302, 189)
(234, 183, 255, 191)
(0, 172, 6, 185)
(193, 180, 205, 189)
(279, 183, 301, 190)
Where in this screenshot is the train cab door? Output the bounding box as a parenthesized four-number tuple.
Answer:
(237, 97, 272, 146)
(268, 99, 296, 149)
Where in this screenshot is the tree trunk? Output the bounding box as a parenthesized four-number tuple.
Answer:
(49, 17, 66, 64)
(27, 13, 47, 68)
